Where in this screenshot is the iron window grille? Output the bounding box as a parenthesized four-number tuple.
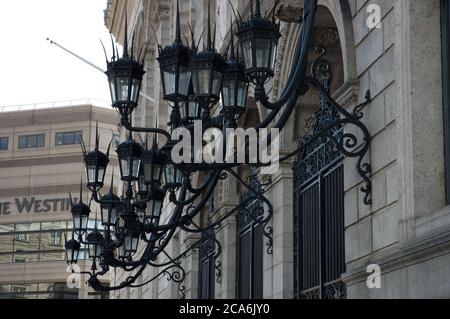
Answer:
(293, 54, 346, 299)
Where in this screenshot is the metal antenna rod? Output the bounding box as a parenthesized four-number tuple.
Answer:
(47, 38, 155, 104)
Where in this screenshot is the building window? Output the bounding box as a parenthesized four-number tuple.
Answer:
(0, 221, 103, 264)
(50, 232, 62, 246)
(15, 233, 28, 242)
(442, 0, 450, 204)
(0, 137, 8, 151)
(18, 134, 45, 149)
(55, 131, 82, 146)
(0, 283, 83, 300)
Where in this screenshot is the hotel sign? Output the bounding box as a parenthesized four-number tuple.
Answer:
(0, 196, 77, 216)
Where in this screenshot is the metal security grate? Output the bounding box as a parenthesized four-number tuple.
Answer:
(293, 57, 346, 299)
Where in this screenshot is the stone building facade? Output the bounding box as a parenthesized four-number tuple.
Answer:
(104, 0, 450, 299)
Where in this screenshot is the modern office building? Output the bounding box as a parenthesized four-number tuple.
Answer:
(0, 101, 119, 299)
(101, 0, 450, 299)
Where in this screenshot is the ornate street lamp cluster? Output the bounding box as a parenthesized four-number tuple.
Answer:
(65, 0, 373, 293)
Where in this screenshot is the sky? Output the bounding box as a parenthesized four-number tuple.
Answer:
(0, 0, 116, 108)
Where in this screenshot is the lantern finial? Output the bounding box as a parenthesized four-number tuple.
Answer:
(229, 18, 235, 60)
(207, 0, 212, 49)
(79, 177, 83, 204)
(95, 121, 99, 151)
(175, 0, 181, 44)
(123, 13, 129, 58)
(255, 0, 261, 17)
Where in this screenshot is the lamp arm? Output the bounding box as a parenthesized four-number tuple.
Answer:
(121, 116, 172, 141)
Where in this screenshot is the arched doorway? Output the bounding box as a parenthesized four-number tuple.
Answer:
(291, 5, 347, 300)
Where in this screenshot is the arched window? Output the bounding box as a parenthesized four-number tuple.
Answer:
(292, 5, 347, 300)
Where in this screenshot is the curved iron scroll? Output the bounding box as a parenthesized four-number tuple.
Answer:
(236, 170, 274, 255)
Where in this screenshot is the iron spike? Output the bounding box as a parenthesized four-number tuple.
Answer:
(207, 0, 212, 49)
(255, 0, 261, 17)
(175, 0, 181, 44)
(123, 13, 129, 58)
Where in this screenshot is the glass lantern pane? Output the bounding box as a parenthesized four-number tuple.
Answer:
(86, 166, 96, 184)
(193, 69, 212, 95)
(132, 159, 141, 178)
(242, 41, 253, 69)
(237, 81, 248, 108)
(73, 216, 81, 231)
(110, 209, 118, 225)
(97, 167, 105, 183)
(143, 162, 152, 183)
(270, 40, 278, 71)
(130, 78, 140, 103)
(81, 216, 89, 231)
(178, 68, 191, 97)
(153, 201, 162, 218)
(188, 101, 199, 118)
(109, 79, 117, 103)
(164, 165, 175, 184)
(212, 71, 223, 96)
(179, 103, 187, 119)
(117, 77, 130, 101)
(101, 208, 109, 224)
(153, 165, 162, 182)
(222, 80, 236, 107)
(163, 67, 177, 96)
(120, 159, 130, 178)
(255, 39, 271, 68)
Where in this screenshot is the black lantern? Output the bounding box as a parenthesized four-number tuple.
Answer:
(83, 124, 110, 191)
(70, 186, 91, 235)
(157, 0, 191, 104)
(86, 230, 104, 259)
(236, 0, 281, 83)
(222, 25, 248, 118)
(105, 16, 145, 117)
(142, 142, 165, 186)
(191, 1, 227, 106)
(100, 176, 120, 226)
(179, 83, 201, 122)
(117, 137, 143, 182)
(65, 239, 81, 264)
(163, 162, 183, 188)
(123, 228, 140, 256)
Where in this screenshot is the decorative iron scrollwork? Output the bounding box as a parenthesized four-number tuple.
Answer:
(286, 47, 373, 205)
(237, 171, 274, 255)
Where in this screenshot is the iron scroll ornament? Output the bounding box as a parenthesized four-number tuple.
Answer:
(66, 0, 372, 292)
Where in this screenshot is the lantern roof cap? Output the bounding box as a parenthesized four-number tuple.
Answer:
(70, 181, 91, 216)
(86, 230, 104, 244)
(65, 239, 81, 250)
